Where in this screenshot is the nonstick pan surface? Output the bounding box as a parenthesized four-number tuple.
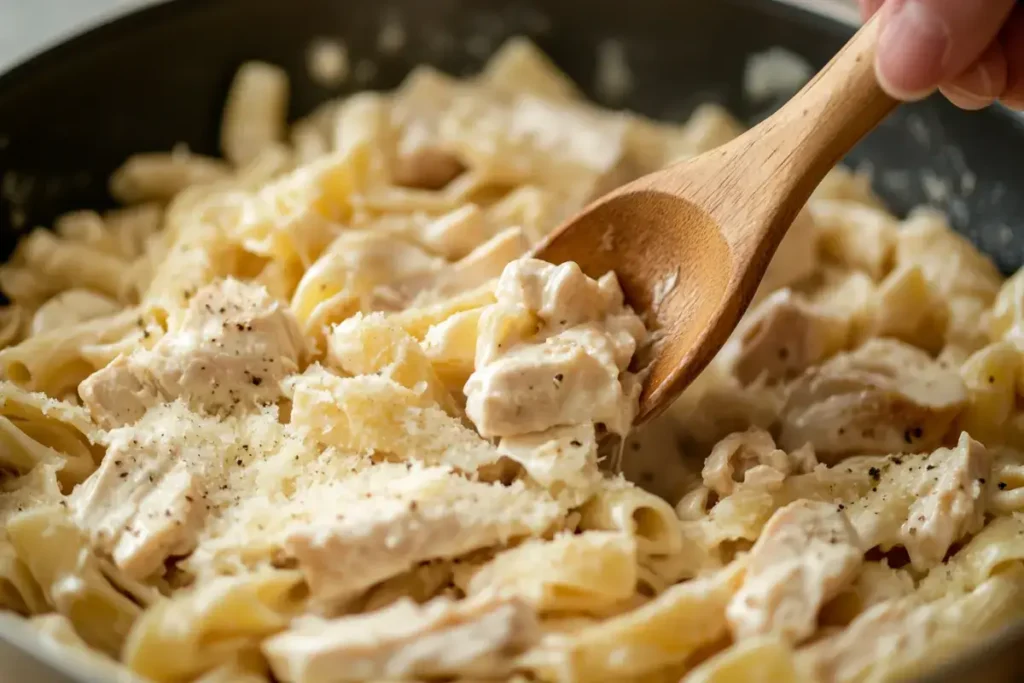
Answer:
(2, 1, 1024, 681)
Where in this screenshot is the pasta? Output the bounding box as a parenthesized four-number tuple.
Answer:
(123, 570, 303, 682)
(3, 35, 1024, 683)
(220, 62, 291, 168)
(110, 151, 231, 205)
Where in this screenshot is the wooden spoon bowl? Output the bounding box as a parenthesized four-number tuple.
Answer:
(533, 12, 897, 425)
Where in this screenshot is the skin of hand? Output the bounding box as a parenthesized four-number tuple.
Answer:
(860, 0, 1024, 110)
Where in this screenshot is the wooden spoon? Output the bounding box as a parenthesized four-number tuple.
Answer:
(532, 13, 897, 425)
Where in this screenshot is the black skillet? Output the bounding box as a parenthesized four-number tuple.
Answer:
(1, 0, 1024, 681)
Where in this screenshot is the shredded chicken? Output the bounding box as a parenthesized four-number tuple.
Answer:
(68, 404, 218, 579)
(727, 500, 863, 643)
(900, 433, 991, 571)
(80, 279, 305, 427)
(263, 596, 539, 682)
(496, 423, 603, 506)
(779, 339, 967, 461)
(465, 259, 645, 438)
(283, 471, 562, 602)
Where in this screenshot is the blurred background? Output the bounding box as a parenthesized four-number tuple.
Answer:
(0, 0, 857, 70)
(0, 0, 158, 67)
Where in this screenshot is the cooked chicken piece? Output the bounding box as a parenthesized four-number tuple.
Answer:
(68, 404, 213, 579)
(844, 434, 991, 573)
(779, 339, 967, 461)
(900, 433, 990, 571)
(702, 428, 817, 497)
(80, 278, 305, 427)
(466, 259, 645, 438)
(497, 423, 602, 506)
(468, 324, 637, 437)
(263, 596, 539, 682)
(78, 355, 161, 428)
(283, 470, 561, 602)
(719, 289, 849, 386)
(727, 500, 862, 643)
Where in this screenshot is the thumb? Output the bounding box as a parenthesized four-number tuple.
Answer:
(875, 0, 1016, 100)
(859, 0, 885, 18)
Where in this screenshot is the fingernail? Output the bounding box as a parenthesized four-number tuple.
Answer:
(950, 62, 997, 97)
(942, 64, 997, 110)
(941, 85, 994, 110)
(876, 0, 950, 100)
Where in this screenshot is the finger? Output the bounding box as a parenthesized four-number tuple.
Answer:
(859, 0, 885, 19)
(939, 39, 1008, 110)
(875, 0, 1016, 101)
(999, 6, 1024, 109)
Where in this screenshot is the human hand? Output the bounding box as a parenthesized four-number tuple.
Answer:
(861, 0, 1024, 110)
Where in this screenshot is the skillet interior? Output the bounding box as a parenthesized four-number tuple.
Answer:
(1, 0, 1024, 681)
